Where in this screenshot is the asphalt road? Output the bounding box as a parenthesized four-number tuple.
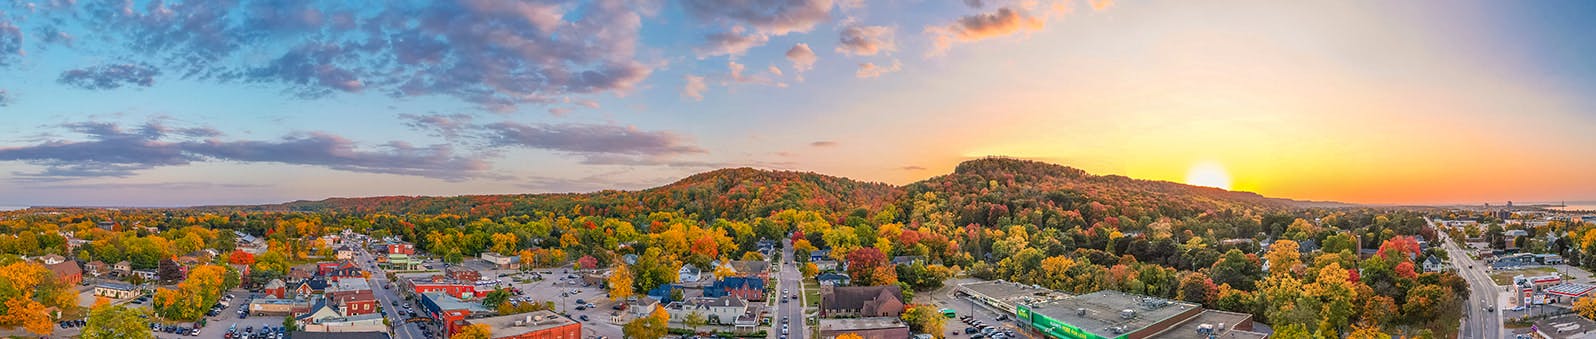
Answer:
(775, 238, 806, 339)
(1434, 218, 1502, 339)
(356, 244, 432, 339)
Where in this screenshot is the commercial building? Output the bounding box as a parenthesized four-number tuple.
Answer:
(481, 252, 521, 270)
(957, 280, 1070, 316)
(299, 313, 387, 333)
(463, 310, 582, 339)
(248, 297, 315, 316)
(1015, 290, 1267, 339)
(820, 285, 904, 318)
(94, 282, 139, 299)
(817, 317, 910, 339)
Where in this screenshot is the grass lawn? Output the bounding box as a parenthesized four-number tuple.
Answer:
(803, 277, 821, 308)
(1490, 267, 1559, 285)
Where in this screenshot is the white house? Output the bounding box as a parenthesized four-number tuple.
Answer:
(1422, 256, 1445, 273)
(665, 296, 747, 325)
(679, 264, 702, 283)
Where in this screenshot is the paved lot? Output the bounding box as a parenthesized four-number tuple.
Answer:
(490, 268, 624, 338)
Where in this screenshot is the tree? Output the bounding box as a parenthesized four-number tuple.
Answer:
(683, 311, 707, 334)
(282, 315, 298, 332)
(1176, 271, 1217, 304)
(1265, 239, 1302, 277)
(801, 262, 819, 279)
(227, 250, 255, 265)
(1348, 324, 1392, 339)
(518, 249, 536, 271)
(623, 305, 669, 339)
(157, 258, 184, 283)
(0, 261, 76, 335)
(837, 334, 865, 339)
(1210, 249, 1261, 290)
(1274, 324, 1311, 339)
(845, 247, 888, 285)
(901, 305, 945, 338)
(82, 304, 152, 339)
(490, 233, 518, 255)
(483, 289, 511, 308)
(577, 255, 599, 270)
(609, 263, 635, 301)
(712, 260, 737, 280)
(1576, 295, 1596, 320)
(455, 323, 492, 339)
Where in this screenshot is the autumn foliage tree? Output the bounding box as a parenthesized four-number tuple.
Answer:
(609, 263, 634, 300)
(454, 323, 492, 339)
(0, 261, 76, 335)
(227, 250, 255, 265)
(845, 247, 888, 285)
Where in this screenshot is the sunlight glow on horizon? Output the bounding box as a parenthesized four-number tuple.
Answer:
(1185, 162, 1233, 191)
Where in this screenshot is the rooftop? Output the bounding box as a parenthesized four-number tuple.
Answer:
(817, 317, 909, 332)
(422, 292, 491, 313)
(959, 280, 1071, 305)
(468, 310, 578, 337)
(289, 331, 388, 339)
(96, 281, 135, 290)
(334, 278, 372, 291)
(1147, 310, 1265, 339)
(1546, 283, 1596, 297)
(1026, 290, 1200, 339)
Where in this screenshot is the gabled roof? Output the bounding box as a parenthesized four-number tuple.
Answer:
(46, 261, 81, 278)
(265, 279, 287, 289)
(1424, 255, 1442, 265)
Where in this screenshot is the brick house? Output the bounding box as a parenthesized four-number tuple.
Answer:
(264, 279, 288, 299)
(704, 277, 766, 301)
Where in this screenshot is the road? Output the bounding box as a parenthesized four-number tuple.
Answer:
(355, 241, 431, 339)
(775, 238, 806, 339)
(1432, 218, 1502, 339)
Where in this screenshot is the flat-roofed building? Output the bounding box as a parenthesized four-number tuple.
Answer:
(957, 280, 1070, 316)
(1018, 290, 1203, 339)
(817, 317, 910, 339)
(463, 310, 581, 339)
(1145, 310, 1267, 339)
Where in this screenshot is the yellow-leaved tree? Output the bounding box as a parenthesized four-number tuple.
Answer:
(454, 323, 492, 339)
(609, 263, 635, 300)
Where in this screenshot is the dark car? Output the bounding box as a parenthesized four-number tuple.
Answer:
(965, 327, 980, 334)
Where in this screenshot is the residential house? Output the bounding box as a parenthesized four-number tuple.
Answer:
(816, 273, 850, 286)
(295, 279, 332, 297)
(335, 246, 356, 260)
(811, 249, 831, 262)
(264, 279, 289, 299)
(813, 260, 840, 272)
(39, 254, 66, 265)
(820, 285, 904, 318)
(647, 284, 684, 302)
(1422, 256, 1445, 273)
(132, 269, 157, 281)
(705, 277, 766, 301)
(727, 260, 771, 279)
(665, 296, 748, 326)
(889, 256, 924, 266)
(678, 264, 702, 283)
(94, 282, 140, 299)
(626, 299, 661, 319)
(113, 261, 133, 276)
(296, 299, 344, 324)
(85, 260, 109, 277)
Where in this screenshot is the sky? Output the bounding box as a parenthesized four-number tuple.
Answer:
(1, 0, 1595, 207)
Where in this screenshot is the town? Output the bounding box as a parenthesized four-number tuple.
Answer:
(4, 186, 1596, 339)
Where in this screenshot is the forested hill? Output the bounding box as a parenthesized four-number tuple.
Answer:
(216, 158, 1342, 220)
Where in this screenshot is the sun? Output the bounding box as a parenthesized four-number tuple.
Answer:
(1185, 162, 1233, 190)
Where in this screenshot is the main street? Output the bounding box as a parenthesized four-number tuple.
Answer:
(354, 241, 430, 339)
(775, 238, 806, 339)
(1432, 218, 1502, 339)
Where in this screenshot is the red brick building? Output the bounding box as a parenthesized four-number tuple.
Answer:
(413, 282, 477, 299)
(334, 294, 380, 316)
(388, 243, 414, 255)
(264, 279, 288, 299)
(445, 266, 481, 282)
(45, 261, 83, 286)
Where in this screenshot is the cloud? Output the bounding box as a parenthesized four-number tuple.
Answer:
(695, 28, 770, 58)
(680, 0, 836, 36)
(786, 43, 818, 72)
(856, 59, 902, 78)
(0, 120, 490, 181)
(900, 165, 926, 171)
(1089, 0, 1114, 11)
(57, 63, 162, 90)
(482, 122, 706, 156)
(810, 141, 837, 147)
(0, 89, 9, 107)
(726, 61, 782, 86)
(682, 75, 708, 101)
(25, 181, 271, 190)
(768, 65, 783, 76)
(398, 113, 474, 140)
(836, 25, 896, 56)
(963, 0, 984, 8)
(0, 18, 23, 66)
(22, 0, 653, 112)
(927, 6, 1046, 54)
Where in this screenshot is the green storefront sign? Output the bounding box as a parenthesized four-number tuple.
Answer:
(1016, 305, 1127, 339)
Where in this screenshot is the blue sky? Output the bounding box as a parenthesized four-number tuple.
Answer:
(2, 0, 1595, 206)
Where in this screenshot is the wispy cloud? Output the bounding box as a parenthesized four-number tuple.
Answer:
(0, 120, 490, 181)
(927, 6, 1048, 54)
(856, 59, 902, 78)
(810, 141, 838, 147)
(836, 25, 896, 56)
(682, 75, 708, 101)
(58, 63, 161, 90)
(680, 0, 836, 36)
(482, 122, 706, 156)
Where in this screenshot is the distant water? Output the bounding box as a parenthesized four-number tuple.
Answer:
(0, 206, 28, 211)
(1551, 201, 1596, 212)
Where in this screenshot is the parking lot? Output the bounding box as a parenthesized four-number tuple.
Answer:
(484, 268, 625, 339)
